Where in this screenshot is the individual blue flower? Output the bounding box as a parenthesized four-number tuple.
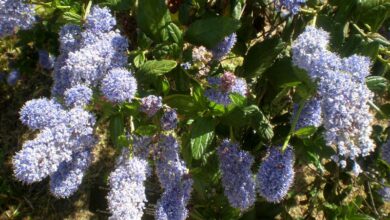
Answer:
(140, 95, 163, 117)
(212, 33, 237, 60)
(19, 98, 66, 130)
(7, 69, 20, 86)
(64, 84, 93, 108)
(0, 0, 36, 38)
(257, 146, 295, 203)
(50, 149, 92, 198)
(160, 108, 178, 130)
(38, 50, 55, 70)
(217, 139, 256, 210)
(107, 148, 150, 220)
(293, 96, 322, 130)
(101, 68, 137, 103)
(275, 0, 306, 16)
(381, 140, 390, 164)
(85, 6, 116, 33)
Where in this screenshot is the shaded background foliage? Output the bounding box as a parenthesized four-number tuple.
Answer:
(0, 0, 390, 219)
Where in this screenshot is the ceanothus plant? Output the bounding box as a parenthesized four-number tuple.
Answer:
(5, 0, 390, 219)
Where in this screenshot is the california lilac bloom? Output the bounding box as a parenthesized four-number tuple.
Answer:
(381, 140, 390, 164)
(378, 186, 390, 202)
(13, 126, 73, 184)
(342, 55, 371, 83)
(101, 68, 137, 103)
(192, 46, 212, 63)
(180, 62, 191, 70)
(64, 84, 93, 108)
(132, 135, 152, 159)
(217, 139, 256, 210)
(293, 96, 322, 130)
(85, 6, 116, 33)
(257, 146, 295, 203)
(154, 135, 193, 220)
(140, 95, 163, 117)
(160, 108, 178, 130)
(0, 0, 36, 38)
(19, 98, 66, 130)
(38, 50, 55, 70)
(6, 69, 20, 86)
(155, 177, 193, 220)
(275, 0, 306, 16)
(50, 149, 93, 198)
(205, 72, 247, 106)
(58, 24, 82, 53)
(292, 26, 330, 73)
(107, 148, 150, 220)
(211, 33, 237, 60)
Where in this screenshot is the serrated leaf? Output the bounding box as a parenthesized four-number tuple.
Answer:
(241, 37, 285, 78)
(190, 117, 215, 159)
(137, 0, 171, 42)
(185, 16, 241, 48)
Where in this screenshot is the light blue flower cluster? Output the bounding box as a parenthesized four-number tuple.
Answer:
(0, 0, 36, 38)
(217, 139, 256, 210)
(293, 96, 323, 130)
(101, 68, 137, 103)
(160, 108, 178, 130)
(378, 186, 390, 202)
(205, 71, 247, 106)
(274, 0, 306, 16)
(64, 84, 93, 108)
(50, 149, 92, 198)
(13, 97, 96, 196)
(107, 148, 150, 220)
(52, 6, 129, 96)
(257, 146, 295, 203)
(140, 95, 163, 117)
(292, 26, 375, 174)
(154, 135, 193, 220)
(38, 50, 55, 70)
(211, 33, 237, 60)
(381, 140, 390, 164)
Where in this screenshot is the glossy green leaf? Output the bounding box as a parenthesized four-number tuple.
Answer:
(190, 117, 215, 159)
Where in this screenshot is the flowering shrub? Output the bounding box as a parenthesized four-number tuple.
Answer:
(1, 0, 390, 219)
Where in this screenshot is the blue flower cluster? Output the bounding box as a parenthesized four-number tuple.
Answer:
(140, 95, 163, 117)
(7, 70, 20, 86)
(378, 185, 390, 202)
(217, 139, 256, 210)
(38, 50, 55, 70)
(205, 71, 247, 106)
(52, 6, 129, 96)
(292, 26, 375, 174)
(381, 140, 390, 164)
(211, 33, 237, 60)
(64, 84, 93, 108)
(274, 0, 306, 16)
(257, 146, 295, 203)
(293, 96, 323, 130)
(101, 68, 137, 103)
(13, 98, 96, 197)
(107, 148, 150, 220)
(161, 108, 178, 130)
(154, 135, 193, 220)
(0, 0, 36, 38)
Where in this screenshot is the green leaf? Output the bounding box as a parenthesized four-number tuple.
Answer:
(356, 0, 390, 31)
(241, 37, 285, 78)
(185, 16, 241, 48)
(138, 60, 177, 77)
(229, 93, 247, 106)
(167, 22, 183, 44)
(295, 126, 317, 138)
(164, 94, 200, 115)
(109, 114, 124, 147)
(190, 117, 215, 159)
(366, 76, 388, 92)
(105, 0, 134, 10)
(137, 0, 171, 42)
